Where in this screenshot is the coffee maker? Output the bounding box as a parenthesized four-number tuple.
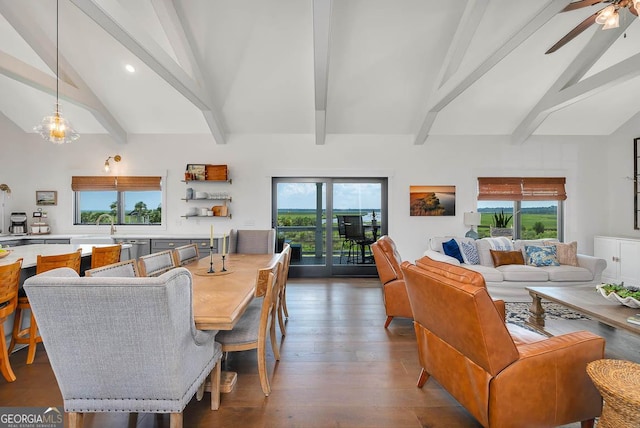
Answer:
(9, 212, 27, 235)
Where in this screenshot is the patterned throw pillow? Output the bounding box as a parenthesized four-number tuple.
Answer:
(459, 241, 480, 265)
(525, 245, 560, 266)
(544, 241, 578, 266)
(442, 238, 464, 263)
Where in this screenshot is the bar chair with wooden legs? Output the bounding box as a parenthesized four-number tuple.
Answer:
(0, 258, 22, 382)
(90, 244, 122, 269)
(9, 249, 82, 364)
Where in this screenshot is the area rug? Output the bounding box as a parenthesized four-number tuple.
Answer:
(505, 302, 590, 326)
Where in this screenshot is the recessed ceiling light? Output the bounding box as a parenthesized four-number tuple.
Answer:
(125, 64, 135, 73)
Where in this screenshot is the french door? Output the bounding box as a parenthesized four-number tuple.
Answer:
(272, 177, 387, 277)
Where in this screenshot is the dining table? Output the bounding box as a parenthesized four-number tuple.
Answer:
(183, 252, 281, 393)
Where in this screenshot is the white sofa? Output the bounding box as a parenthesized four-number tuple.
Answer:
(424, 236, 607, 301)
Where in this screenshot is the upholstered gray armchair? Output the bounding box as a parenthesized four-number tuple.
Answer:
(24, 267, 222, 428)
(228, 229, 276, 254)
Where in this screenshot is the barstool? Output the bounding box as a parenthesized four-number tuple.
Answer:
(9, 250, 81, 364)
(0, 258, 22, 382)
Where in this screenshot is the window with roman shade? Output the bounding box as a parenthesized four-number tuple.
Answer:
(478, 177, 566, 201)
(72, 176, 163, 226)
(476, 177, 565, 240)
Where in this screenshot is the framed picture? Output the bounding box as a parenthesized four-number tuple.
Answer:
(409, 185, 455, 216)
(36, 190, 57, 206)
(186, 164, 206, 181)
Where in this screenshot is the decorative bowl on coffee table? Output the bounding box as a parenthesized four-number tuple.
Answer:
(596, 284, 640, 309)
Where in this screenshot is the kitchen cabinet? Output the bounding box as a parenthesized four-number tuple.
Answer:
(594, 236, 640, 287)
(151, 238, 219, 254)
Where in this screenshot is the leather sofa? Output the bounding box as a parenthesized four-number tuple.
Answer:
(402, 256, 605, 428)
(371, 236, 412, 327)
(425, 236, 606, 301)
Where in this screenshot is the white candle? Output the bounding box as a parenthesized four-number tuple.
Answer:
(222, 233, 226, 255)
(210, 225, 214, 247)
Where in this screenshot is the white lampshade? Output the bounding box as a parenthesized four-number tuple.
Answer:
(464, 212, 481, 226)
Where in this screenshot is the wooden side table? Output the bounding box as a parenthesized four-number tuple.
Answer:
(586, 359, 640, 428)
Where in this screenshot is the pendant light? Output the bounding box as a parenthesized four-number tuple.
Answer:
(34, 0, 79, 144)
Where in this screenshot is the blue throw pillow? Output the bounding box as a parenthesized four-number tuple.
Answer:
(525, 245, 560, 266)
(442, 238, 464, 263)
(459, 241, 480, 265)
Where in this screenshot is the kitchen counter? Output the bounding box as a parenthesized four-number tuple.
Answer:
(0, 233, 222, 245)
(0, 243, 132, 269)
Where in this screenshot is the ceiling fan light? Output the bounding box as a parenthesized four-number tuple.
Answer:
(595, 4, 616, 25)
(602, 11, 620, 30)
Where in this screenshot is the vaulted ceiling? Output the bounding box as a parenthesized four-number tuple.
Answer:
(1, 0, 639, 146)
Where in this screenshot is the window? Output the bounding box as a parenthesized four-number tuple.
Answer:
(477, 177, 565, 240)
(72, 176, 163, 225)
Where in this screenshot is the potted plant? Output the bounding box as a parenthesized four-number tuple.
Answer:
(490, 210, 513, 238)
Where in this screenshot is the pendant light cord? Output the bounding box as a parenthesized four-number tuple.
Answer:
(56, 0, 59, 107)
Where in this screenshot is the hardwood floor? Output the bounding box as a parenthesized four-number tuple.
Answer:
(1, 278, 635, 427)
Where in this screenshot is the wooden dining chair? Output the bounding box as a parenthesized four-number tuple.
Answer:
(172, 243, 199, 266)
(10, 249, 82, 364)
(85, 259, 140, 277)
(137, 250, 177, 277)
(0, 258, 22, 382)
(276, 244, 292, 337)
(90, 244, 122, 269)
(215, 261, 282, 396)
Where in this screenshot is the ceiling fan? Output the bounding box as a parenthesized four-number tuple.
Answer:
(546, 0, 640, 54)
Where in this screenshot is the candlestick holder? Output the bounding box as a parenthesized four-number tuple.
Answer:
(208, 246, 215, 273)
(221, 254, 227, 272)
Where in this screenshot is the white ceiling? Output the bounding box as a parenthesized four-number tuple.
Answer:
(1, 0, 639, 145)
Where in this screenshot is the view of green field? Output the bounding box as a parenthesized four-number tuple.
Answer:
(477, 207, 558, 239)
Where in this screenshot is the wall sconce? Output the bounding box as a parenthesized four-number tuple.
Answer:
(104, 155, 121, 172)
(464, 211, 481, 240)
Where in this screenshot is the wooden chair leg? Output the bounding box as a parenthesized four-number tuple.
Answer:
(281, 288, 289, 318)
(257, 340, 270, 396)
(68, 412, 84, 428)
(211, 361, 221, 410)
(8, 306, 22, 354)
(169, 412, 183, 428)
(26, 312, 39, 364)
(417, 368, 429, 388)
(0, 325, 16, 382)
(580, 419, 595, 428)
(277, 302, 287, 336)
(384, 316, 393, 328)
(270, 314, 280, 361)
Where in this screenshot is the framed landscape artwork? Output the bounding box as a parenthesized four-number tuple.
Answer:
(36, 190, 57, 206)
(410, 185, 455, 216)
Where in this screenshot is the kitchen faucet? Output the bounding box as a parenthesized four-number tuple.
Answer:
(96, 213, 117, 235)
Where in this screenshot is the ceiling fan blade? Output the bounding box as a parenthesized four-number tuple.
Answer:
(545, 13, 598, 54)
(630, 4, 639, 15)
(562, 0, 606, 12)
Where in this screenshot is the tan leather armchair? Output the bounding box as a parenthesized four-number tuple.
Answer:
(402, 256, 605, 428)
(371, 236, 412, 328)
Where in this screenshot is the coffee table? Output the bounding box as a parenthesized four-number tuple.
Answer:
(525, 285, 640, 335)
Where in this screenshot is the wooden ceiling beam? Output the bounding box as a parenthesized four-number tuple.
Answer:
(0, 1, 127, 144)
(152, 0, 227, 144)
(414, 0, 568, 145)
(511, 19, 632, 145)
(313, 0, 332, 145)
(70, 0, 226, 144)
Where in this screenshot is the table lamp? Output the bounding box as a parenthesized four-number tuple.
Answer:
(464, 212, 481, 240)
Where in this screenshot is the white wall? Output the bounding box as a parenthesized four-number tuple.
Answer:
(0, 115, 613, 262)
